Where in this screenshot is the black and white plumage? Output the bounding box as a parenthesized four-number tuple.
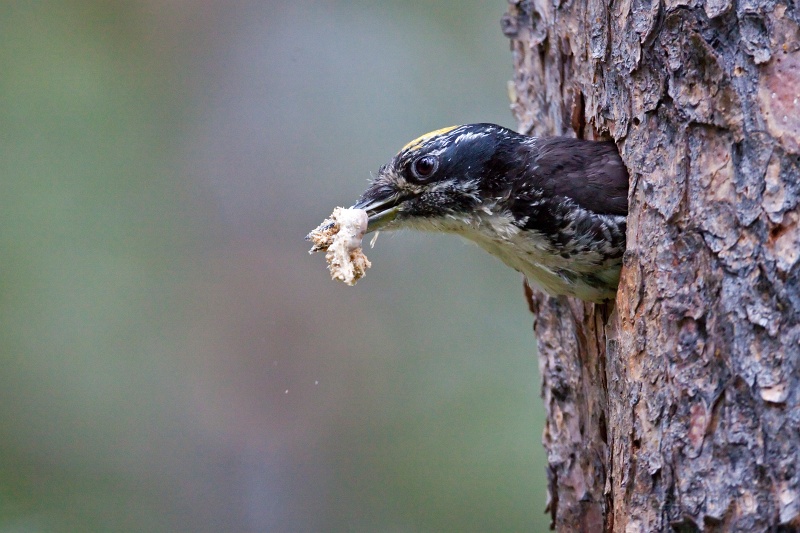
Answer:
(351, 123, 629, 302)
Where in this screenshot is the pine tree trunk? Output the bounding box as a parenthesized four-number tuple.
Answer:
(502, 1, 800, 531)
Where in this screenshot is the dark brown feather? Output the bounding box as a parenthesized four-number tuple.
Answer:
(532, 138, 629, 216)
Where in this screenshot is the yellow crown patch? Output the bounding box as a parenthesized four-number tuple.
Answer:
(401, 125, 460, 153)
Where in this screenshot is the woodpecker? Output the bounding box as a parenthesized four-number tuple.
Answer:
(349, 123, 629, 302)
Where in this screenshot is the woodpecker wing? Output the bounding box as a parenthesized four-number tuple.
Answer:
(528, 138, 629, 216)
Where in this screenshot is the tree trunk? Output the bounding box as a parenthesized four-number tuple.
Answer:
(502, 0, 800, 531)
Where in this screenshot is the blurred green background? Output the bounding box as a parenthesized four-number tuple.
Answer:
(0, 1, 548, 531)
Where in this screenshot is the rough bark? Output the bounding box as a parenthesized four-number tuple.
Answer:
(503, 0, 800, 531)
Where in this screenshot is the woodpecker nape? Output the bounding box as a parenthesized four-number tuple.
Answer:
(349, 123, 629, 302)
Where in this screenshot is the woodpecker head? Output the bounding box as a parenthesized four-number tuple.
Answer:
(353, 123, 526, 233)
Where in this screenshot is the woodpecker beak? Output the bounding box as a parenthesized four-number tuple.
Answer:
(352, 193, 408, 233)
(305, 186, 410, 243)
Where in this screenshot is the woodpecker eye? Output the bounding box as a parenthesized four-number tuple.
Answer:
(411, 155, 438, 181)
